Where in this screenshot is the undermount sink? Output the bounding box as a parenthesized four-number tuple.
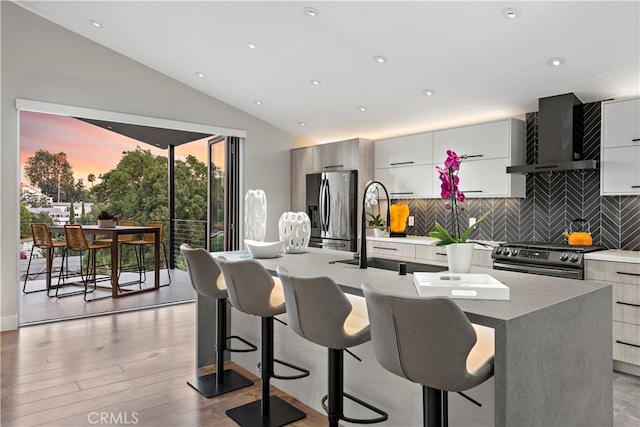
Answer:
(331, 257, 447, 274)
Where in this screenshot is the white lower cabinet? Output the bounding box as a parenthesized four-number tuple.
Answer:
(367, 240, 417, 259)
(586, 259, 640, 373)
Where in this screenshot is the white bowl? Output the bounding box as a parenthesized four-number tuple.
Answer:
(244, 239, 283, 259)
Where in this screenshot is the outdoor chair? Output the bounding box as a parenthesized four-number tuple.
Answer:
(23, 223, 66, 294)
(52, 224, 112, 301)
(121, 220, 171, 287)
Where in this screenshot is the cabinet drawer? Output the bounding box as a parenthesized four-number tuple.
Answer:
(415, 245, 448, 263)
(367, 241, 416, 259)
(375, 133, 433, 168)
(585, 260, 640, 285)
(613, 321, 640, 365)
(612, 282, 640, 324)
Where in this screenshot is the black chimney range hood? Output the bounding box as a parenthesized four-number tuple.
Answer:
(507, 93, 598, 174)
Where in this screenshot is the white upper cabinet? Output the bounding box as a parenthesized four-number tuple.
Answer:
(602, 98, 640, 149)
(601, 98, 640, 195)
(433, 118, 526, 198)
(433, 120, 511, 161)
(374, 132, 433, 168)
(375, 164, 434, 199)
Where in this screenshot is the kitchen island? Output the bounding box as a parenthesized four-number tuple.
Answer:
(203, 248, 612, 426)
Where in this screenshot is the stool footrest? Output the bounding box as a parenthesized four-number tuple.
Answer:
(321, 392, 389, 425)
(257, 358, 310, 380)
(226, 335, 258, 353)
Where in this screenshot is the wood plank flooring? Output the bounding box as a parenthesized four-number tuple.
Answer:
(2, 302, 639, 426)
(1, 302, 326, 427)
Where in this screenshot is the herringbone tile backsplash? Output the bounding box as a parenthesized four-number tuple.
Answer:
(396, 101, 640, 250)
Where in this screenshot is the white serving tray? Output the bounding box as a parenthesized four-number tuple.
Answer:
(413, 273, 510, 300)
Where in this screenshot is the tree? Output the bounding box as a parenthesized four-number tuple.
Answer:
(20, 203, 34, 239)
(90, 147, 170, 223)
(24, 150, 75, 202)
(87, 173, 96, 188)
(69, 201, 75, 224)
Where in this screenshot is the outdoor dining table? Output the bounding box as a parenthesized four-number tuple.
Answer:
(48, 224, 161, 298)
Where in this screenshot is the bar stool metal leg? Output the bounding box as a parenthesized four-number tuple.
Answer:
(187, 299, 254, 397)
(225, 316, 306, 427)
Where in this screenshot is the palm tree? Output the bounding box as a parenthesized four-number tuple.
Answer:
(87, 173, 96, 188)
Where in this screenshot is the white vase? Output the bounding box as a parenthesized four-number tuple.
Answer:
(244, 189, 267, 242)
(373, 228, 385, 238)
(278, 212, 311, 254)
(446, 242, 474, 274)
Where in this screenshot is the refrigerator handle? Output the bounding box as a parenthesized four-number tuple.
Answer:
(324, 180, 331, 230)
(319, 179, 327, 231)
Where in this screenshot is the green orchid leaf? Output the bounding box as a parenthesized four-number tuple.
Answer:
(460, 211, 491, 242)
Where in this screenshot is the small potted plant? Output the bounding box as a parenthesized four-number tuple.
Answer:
(97, 210, 118, 228)
(365, 184, 386, 237)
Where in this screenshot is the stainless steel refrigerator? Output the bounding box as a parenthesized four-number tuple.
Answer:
(306, 171, 357, 252)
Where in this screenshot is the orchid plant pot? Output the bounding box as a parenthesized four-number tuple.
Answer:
(373, 228, 385, 238)
(446, 242, 474, 274)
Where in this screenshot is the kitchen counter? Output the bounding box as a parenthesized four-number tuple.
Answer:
(586, 249, 640, 264)
(204, 248, 612, 427)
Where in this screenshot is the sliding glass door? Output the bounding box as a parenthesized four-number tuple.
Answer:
(208, 136, 241, 251)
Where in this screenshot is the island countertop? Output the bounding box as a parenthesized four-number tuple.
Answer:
(217, 247, 610, 327)
(208, 248, 613, 426)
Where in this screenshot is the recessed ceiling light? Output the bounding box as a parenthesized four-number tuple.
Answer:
(423, 89, 436, 96)
(373, 55, 387, 64)
(195, 72, 206, 78)
(310, 79, 322, 86)
(89, 20, 102, 28)
(247, 42, 257, 50)
(254, 100, 263, 106)
(357, 106, 367, 112)
(303, 7, 318, 17)
(547, 57, 565, 67)
(500, 8, 521, 19)
(298, 121, 307, 127)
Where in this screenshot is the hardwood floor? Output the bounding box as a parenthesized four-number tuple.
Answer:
(2, 302, 639, 426)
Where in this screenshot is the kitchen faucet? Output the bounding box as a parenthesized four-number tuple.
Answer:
(360, 180, 391, 269)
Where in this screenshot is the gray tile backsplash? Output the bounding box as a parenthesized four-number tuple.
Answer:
(394, 101, 640, 250)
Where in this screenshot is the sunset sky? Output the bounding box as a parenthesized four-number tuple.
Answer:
(20, 111, 211, 188)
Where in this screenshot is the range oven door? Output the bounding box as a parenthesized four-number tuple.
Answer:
(493, 261, 584, 280)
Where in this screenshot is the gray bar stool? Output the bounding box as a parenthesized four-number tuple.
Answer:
(362, 284, 495, 427)
(277, 267, 388, 427)
(180, 244, 256, 398)
(216, 256, 310, 427)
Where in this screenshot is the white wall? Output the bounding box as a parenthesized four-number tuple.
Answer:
(1, 2, 309, 330)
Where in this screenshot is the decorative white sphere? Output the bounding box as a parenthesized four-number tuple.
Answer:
(278, 212, 311, 254)
(244, 189, 267, 242)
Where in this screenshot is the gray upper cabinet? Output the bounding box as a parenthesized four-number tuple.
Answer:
(312, 139, 359, 172)
(290, 138, 374, 216)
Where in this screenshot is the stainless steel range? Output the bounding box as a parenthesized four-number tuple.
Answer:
(492, 242, 605, 280)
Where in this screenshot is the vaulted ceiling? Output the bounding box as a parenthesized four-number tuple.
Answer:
(16, 1, 640, 143)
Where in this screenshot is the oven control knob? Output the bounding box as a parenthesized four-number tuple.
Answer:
(560, 252, 569, 261)
(569, 254, 579, 263)
(503, 248, 511, 256)
(495, 248, 502, 255)
(511, 249, 518, 256)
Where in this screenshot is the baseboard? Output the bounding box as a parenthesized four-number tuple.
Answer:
(1, 314, 18, 331)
